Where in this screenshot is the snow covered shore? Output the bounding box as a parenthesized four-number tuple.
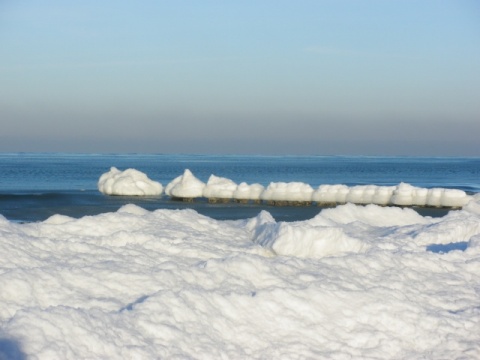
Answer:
(98, 168, 472, 208)
(1, 197, 480, 358)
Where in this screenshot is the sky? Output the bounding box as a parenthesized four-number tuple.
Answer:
(1, 0, 479, 155)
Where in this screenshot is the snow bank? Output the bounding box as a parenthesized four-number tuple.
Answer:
(1, 199, 480, 358)
(164, 169, 205, 199)
(97, 167, 163, 196)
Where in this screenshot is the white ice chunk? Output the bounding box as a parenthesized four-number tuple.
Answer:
(372, 186, 395, 205)
(413, 187, 429, 206)
(346, 185, 378, 204)
(334, 185, 350, 203)
(233, 182, 265, 200)
(392, 183, 432, 206)
(392, 183, 418, 206)
(97, 167, 472, 208)
(318, 203, 428, 227)
(203, 175, 238, 199)
(253, 221, 368, 258)
(165, 169, 205, 198)
(312, 184, 350, 204)
(313, 184, 341, 203)
(426, 188, 444, 207)
(390, 183, 469, 207)
(441, 189, 470, 207)
(260, 182, 314, 202)
(97, 167, 163, 196)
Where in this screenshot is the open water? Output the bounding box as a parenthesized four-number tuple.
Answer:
(1, 153, 479, 223)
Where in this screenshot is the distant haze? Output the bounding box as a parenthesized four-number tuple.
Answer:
(1, 1, 479, 155)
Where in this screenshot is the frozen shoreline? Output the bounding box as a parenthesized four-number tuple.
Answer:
(1, 199, 479, 358)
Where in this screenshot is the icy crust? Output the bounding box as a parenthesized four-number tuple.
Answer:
(203, 175, 238, 200)
(164, 169, 205, 199)
(261, 182, 314, 203)
(97, 167, 163, 196)
(1, 201, 480, 359)
(312, 183, 471, 207)
(233, 182, 265, 201)
(99, 168, 471, 208)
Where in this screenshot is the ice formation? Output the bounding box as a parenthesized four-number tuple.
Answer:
(97, 167, 163, 196)
(101, 168, 472, 208)
(164, 169, 205, 199)
(233, 182, 265, 201)
(1, 199, 480, 358)
(203, 175, 238, 200)
(261, 182, 314, 203)
(312, 184, 351, 204)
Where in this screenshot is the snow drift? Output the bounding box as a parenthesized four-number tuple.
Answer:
(1, 198, 480, 358)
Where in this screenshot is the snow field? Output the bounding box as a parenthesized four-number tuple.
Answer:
(1, 200, 480, 358)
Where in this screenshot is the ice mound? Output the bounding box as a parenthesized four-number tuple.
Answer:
(203, 175, 238, 200)
(99, 168, 472, 207)
(233, 182, 265, 201)
(252, 220, 368, 258)
(312, 184, 350, 203)
(261, 182, 314, 203)
(391, 183, 470, 207)
(345, 185, 378, 204)
(372, 186, 396, 205)
(392, 183, 428, 206)
(165, 169, 206, 199)
(317, 203, 428, 227)
(98, 167, 163, 196)
(312, 183, 471, 208)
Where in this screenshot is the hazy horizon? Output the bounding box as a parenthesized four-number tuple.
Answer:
(1, 1, 479, 156)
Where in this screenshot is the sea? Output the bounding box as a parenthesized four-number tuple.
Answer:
(1, 153, 479, 223)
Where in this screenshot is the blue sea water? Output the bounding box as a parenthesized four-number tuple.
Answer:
(1, 153, 479, 223)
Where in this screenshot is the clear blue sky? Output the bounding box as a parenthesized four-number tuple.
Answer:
(1, 0, 479, 155)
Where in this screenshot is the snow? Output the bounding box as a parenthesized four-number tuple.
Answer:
(100, 169, 471, 208)
(261, 182, 314, 202)
(233, 182, 265, 201)
(97, 167, 163, 196)
(1, 199, 480, 359)
(164, 169, 205, 199)
(312, 184, 351, 203)
(203, 175, 238, 200)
